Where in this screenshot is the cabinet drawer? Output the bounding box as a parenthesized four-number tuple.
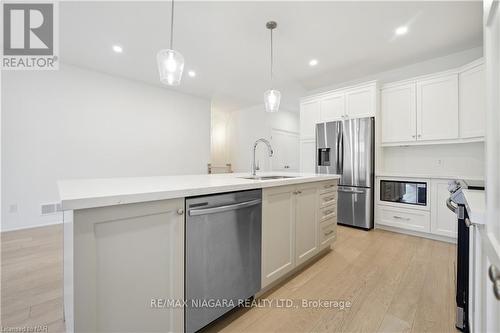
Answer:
(319, 181, 338, 194)
(377, 205, 430, 232)
(319, 192, 337, 208)
(320, 219, 336, 247)
(320, 205, 337, 222)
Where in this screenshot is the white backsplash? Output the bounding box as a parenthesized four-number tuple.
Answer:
(381, 142, 485, 179)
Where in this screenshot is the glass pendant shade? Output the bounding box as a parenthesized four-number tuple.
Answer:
(264, 89, 281, 113)
(157, 49, 185, 86)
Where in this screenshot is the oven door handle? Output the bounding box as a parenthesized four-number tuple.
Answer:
(446, 197, 458, 214)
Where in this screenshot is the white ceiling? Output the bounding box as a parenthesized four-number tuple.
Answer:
(60, 1, 483, 112)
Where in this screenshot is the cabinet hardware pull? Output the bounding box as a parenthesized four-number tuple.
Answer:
(324, 230, 334, 236)
(324, 196, 335, 201)
(324, 210, 334, 215)
(324, 184, 335, 188)
(177, 208, 184, 215)
(296, 190, 302, 194)
(488, 265, 500, 300)
(392, 215, 410, 220)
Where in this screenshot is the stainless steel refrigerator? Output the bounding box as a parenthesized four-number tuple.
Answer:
(316, 117, 374, 229)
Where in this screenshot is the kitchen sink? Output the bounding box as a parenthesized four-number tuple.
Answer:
(240, 175, 298, 181)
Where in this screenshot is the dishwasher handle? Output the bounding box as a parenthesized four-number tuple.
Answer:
(188, 199, 262, 216)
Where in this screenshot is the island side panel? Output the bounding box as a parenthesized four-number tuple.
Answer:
(63, 210, 75, 333)
(72, 199, 185, 333)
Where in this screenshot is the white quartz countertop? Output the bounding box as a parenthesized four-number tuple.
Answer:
(58, 172, 341, 210)
(461, 189, 486, 225)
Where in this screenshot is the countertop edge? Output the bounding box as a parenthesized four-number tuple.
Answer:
(60, 174, 341, 211)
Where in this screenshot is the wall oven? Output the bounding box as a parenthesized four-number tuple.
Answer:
(379, 180, 427, 206)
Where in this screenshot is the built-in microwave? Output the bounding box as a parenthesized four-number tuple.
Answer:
(380, 180, 427, 206)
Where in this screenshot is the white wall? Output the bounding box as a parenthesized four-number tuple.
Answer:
(210, 107, 230, 165)
(382, 143, 485, 179)
(2, 64, 211, 231)
(224, 105, 299, 173)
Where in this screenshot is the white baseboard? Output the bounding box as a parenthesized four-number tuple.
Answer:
(1, 220, 63, 233)
(375, 224, 457, 244)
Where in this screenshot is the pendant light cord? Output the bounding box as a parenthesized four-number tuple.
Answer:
(270, 27, 273, 87)
(170, 0, 175, 49)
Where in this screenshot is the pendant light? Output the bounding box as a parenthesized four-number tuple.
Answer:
(264, 21, 281, 113)
(157, 0, 184, 86)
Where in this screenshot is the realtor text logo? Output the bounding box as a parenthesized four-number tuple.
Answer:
(2, 2, 59, 70)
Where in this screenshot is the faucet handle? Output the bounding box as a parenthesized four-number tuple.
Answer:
(256, 160, 260, 171)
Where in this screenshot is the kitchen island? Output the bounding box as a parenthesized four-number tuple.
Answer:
(59, 172, 340, 333)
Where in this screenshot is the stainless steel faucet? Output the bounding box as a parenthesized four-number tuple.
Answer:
(252, 138, 274, 176)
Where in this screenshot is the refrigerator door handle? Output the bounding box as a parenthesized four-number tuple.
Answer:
(338, 130, 344, 175)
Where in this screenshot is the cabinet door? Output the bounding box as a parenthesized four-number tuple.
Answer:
(300, 100, 320, 139)
(299, 140, 316, 173)
(416, 74, 459, 141)
(73, 199, 184, 333)
(430, 179, 457, 238)
(345, 86, 375, 119)
(262, 186, 296, 288)
(295, 183, 319, 266)
(460, 64, 486, 138)
(320, 93, 345, 121)
(381, 83, 417, 143)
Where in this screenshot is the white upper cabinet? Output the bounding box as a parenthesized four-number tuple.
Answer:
(380, 59, 485, 146)
(301, 81, 377, 140)
(345, 85, 376, 119)
(381, 83, 417, 143)
(416, 73, 459, 141)
(300, 100, 320, 139)
(320, 93, 345, 122)
(459, 63, 485, 138)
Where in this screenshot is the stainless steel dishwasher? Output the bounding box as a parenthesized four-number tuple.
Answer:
(185, 189, 262, 333)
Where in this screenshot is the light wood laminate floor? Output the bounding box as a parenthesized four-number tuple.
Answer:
(1, 224, 457, 332)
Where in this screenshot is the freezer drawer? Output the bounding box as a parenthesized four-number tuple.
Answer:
(337, 186, 373, 229)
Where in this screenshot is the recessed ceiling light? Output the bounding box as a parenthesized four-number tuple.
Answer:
(112, 45, 123, 53)
(395, 26, 408, 36)
(309, 59, 318, 67)
(188, 70, 196, 78)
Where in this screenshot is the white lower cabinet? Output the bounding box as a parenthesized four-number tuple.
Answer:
(431, 179, 458, 238)
(295, 183, 320, 266)
(72, 199, 184, 333)
(319, 218, 337, 250)
(262, 180, 337, 288)
(261, 185, 296, 288)
(377, 205, 431, 233)
(376, 176, 459, 241)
